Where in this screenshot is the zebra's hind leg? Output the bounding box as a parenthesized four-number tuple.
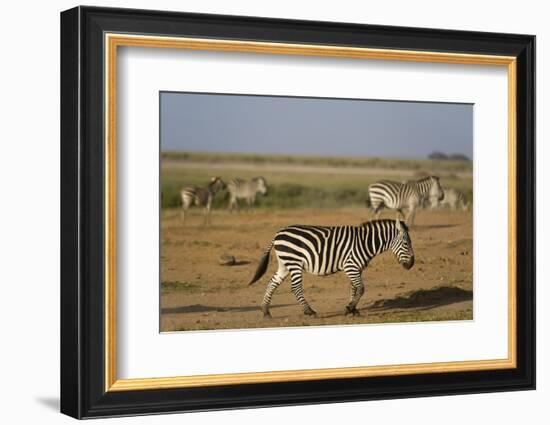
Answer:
(344, 266, 364, 316)
(260, 264, 288, 318)
(289, 269, 316, 316)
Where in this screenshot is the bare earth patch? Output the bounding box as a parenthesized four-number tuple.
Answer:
(160, 208, 473, 332)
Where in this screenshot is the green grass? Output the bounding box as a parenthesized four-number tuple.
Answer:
(161, 152, 473, 210)
(162, 173, 380, 210)
(161, 280, 245, 294)
(161, 281, 201, 293)
(162, 151, 472, 172)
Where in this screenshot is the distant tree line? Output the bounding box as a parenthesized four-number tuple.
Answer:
(428, 151, 470, 161)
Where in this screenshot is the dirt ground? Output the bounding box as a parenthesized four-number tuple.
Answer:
(160, 207, 473, 332)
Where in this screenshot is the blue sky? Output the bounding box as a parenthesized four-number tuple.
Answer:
(160, 92, 473, 159)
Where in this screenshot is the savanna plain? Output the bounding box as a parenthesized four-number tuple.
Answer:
(160, 152, 473, 332)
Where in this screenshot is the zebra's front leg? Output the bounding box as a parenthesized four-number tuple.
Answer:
(260, 266, 288, 318)
(228, 196, 238, 212)
(247, 196, 256, 213)
(180, 208, 186, 226)
(289, 269, 316, 316)
(406, 204, 417, 227)
(372, 203, 383, 219)
(348, 286, 358, 313)
(204, 202, 212, 226)
(344, 267, 364, 316)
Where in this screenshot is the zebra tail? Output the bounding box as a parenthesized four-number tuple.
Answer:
(248, 240, 274, 285)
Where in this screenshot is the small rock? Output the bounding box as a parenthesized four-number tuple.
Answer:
(218, 254, 236, 266)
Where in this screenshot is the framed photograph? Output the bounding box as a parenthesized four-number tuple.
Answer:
(60, 6, 535, 419)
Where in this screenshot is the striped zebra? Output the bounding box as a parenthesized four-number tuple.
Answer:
(227, 177, 267, 211)
(367, 176, 444, 226)
(435, 188, 469, 211)
(180, 177, 226, 226)
(249, 219, 414, 317)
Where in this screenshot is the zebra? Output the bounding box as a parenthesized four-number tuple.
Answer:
(249, 219, 414, 318)
(227, 177, 268, 211)
(433, 188, 469, 211)
(180, 177, 226, 226)
(367, 176, 444, 226)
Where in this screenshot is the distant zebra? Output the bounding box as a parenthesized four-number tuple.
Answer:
(180, 177, 226, 226)
(249, 219, 414, 317)
(434, 188, 469, 211)
(227, 177, 268, 211)
(367, 176, 444, 226)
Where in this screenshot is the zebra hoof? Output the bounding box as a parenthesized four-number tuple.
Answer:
(262, 308, 272, 319)
(345, 306, 361, 316)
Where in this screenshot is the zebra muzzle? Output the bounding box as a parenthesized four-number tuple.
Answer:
(401, 257, 415, 270)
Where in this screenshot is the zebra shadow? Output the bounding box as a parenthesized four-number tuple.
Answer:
(412, 224, 460, 230)
(161, 303, 294, 315)
(368, 286, 473, 312)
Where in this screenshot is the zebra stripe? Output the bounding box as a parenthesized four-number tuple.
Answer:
(367, 176, 443, 226)
(249, 219, 414, 317)
(227, 177, 267, 210)
(180, 177, 226, 226)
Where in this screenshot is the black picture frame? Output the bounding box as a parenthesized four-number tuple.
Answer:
(60, 5, 535, 419)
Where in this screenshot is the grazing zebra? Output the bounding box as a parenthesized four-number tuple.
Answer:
(249, 219, 414, 317)
(180, 177, 226, 226)
(227, 177, 268, 211)
(367, 176, 444, 226)
(434, 188, 469, 211)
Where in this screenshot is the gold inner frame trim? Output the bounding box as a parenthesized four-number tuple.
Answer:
(104, 33, 518, 392)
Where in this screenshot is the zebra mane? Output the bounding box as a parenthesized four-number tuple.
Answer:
(208, 176, 225, 191)
(360, 219, 409, 232)
(418, 175, 440, 182)
(208, 176, 222, 185)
